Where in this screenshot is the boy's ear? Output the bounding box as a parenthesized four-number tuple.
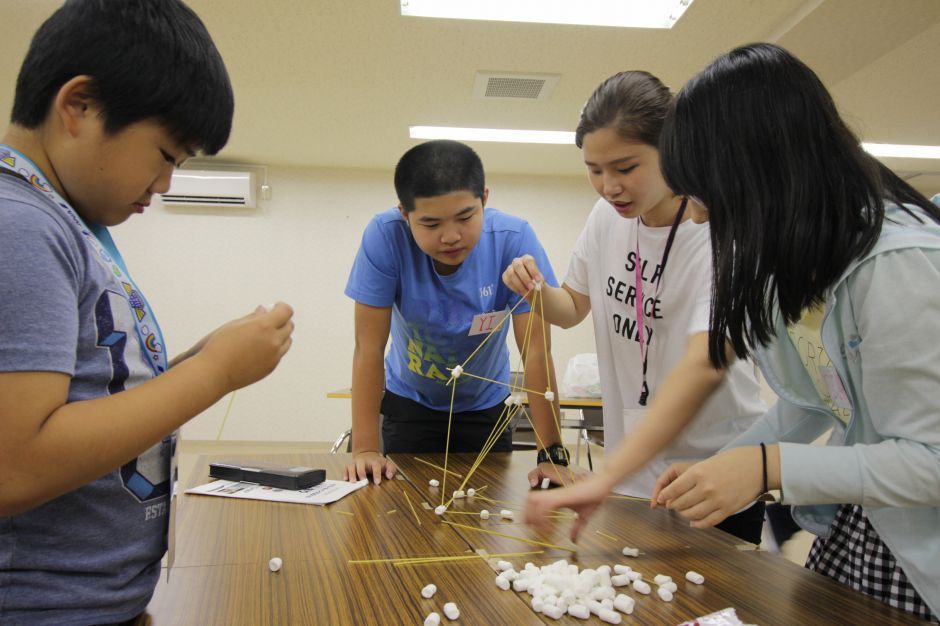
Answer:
(481, 187, 490, 208)
(398, 203, 408, 222)
(52, 75, 99, 137)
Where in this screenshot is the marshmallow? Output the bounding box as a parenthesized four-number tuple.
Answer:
(541, 477, 551, 489)
(621, 547, 639, 557)
(657, 587, 674, 602)
(500, 509, 514, 519)
(632, 580, 651, 595)
(599, 608, 622, 624)
(613, 593, 635, 615)
(659, 581, 678, 593)
(467, 488, 476, 497)
(434, 505, 446, 516)
(424, 612, 441, 626)
(685, 570, 705, 585)
(611, 574, 631, 587)
(268, 557, 282, 572)
(495, 574, 511, 590)
(544, 390, 555, 402)
(613, 564, 632, 575)
(653, 574, 672, 585)
(453, 490, 465, 499)
(429, 479, 440, 487)
(450, 365, 463, 379)
(497, 560, 513, 571)
(442, 602, 460, 620)
(479, 509, 490, 519)
(567, 604, 590, 619)
(542, 605, 564, 620)
(421, 583, 437, 599)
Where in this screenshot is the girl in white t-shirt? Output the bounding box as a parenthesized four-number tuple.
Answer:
(503, 71, 766, 543)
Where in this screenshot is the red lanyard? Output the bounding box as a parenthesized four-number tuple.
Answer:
(634, 196, 688, 406)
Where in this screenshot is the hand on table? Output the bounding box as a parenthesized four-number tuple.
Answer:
(342, 451, 397, 484)
(527, 462, 588, 489)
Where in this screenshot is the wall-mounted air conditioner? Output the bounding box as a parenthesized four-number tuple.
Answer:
(162, 169, 256, 209)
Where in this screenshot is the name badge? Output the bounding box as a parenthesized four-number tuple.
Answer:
(469, 309, 509, 336)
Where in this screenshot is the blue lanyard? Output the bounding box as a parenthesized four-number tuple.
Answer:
(0, 144, 168, 376)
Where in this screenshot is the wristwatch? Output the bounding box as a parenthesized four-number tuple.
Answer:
(537, 443, 570, 467)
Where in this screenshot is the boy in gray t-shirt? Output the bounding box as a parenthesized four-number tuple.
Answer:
(0, 2, 294, 623)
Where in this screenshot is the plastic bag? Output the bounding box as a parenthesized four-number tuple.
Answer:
(560, 353, 602, 398)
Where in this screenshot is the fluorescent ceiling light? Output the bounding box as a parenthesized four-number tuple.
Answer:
(401, 0, 693, 29)
(862, 143, 940, 159)
(410, 126, 575, 144)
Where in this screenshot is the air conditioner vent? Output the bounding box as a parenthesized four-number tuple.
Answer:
(162, 170, 256, 209)
(473, 71, 560, 101)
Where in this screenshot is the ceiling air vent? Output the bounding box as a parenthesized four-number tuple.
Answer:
(473, 71, 560, 101)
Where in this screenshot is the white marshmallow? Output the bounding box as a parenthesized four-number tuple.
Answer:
(453, 490, 465, 499)
(567, 604, 590, 619)
(495, 574, 511, 591)
(268, 557, 282, 572)
(613, 564, 632, 575)
(532, 598, 544, 613)
(632, 580, 651, 595)
(542, 605, 564, 620)
(621, 547, 639, 557)
(596, 565, 612, 575)
(421, 583, 437, 599)
(685, 570, 705, 585)
(540, 477, 551, 489)
(659, 581, 678, 593)
(467, 488, 476, 497)
(544, 390, 555, 402)
(601, 599, 614, 610)
(512, 394, 524, 406)
(613, 593, 635, 615)
(500, 509, 514, 519)
(442, 602, 460, 620)
(450, 365, 463, 379)
(496, 560, 513, 571)
(657, 587, 674, 602)
(434, 505, 446, 516)
(534, 281, 543, 292)
(480, 509, 490, 519)
(599, 608, 622, 624)
(611, 574, 631, 587)
(586, 600, 604, 616)
(590, 586, 615, 601)
(512, 578, 530, 593)
(653, 574, 672, 585)
(424, 612, 441, 626)
(429, 479, 440, 487)
(504, 396, 514, 407)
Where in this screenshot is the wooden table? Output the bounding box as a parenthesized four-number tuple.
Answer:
(146, 452, 926, 625)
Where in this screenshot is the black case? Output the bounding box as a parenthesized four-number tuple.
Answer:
(208, 461, 326, 490)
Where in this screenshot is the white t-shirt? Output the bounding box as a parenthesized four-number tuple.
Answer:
(565, 199, 766, 497)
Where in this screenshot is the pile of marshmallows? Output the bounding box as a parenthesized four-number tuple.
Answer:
(493, 557, 705, 623)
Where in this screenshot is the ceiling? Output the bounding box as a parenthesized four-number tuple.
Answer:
(2, 0, 939, 195)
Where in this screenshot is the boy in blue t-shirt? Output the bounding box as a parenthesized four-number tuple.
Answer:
(0, 1, 294, 623)
(343, 140, 570, 487)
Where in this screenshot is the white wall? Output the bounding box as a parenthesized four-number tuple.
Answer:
(114, 165, 600, 443)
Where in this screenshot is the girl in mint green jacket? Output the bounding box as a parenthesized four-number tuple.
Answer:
(654, 43, 940, 621)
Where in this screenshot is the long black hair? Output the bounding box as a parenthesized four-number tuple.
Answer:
(660, 42, 940, 367)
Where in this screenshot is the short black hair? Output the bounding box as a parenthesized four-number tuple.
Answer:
(660, 42, 940, 368)
(394, 140, 485, 212)
(11, 0, 234, 155)
(575, 71, 672, 149)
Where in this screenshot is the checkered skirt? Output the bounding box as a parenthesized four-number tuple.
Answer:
(806, 503, 936, 623)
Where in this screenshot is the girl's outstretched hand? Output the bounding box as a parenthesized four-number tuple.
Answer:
(524, 473, 612, 543)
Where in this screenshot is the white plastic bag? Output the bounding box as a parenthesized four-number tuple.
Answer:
(560, 353, 602, 398)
